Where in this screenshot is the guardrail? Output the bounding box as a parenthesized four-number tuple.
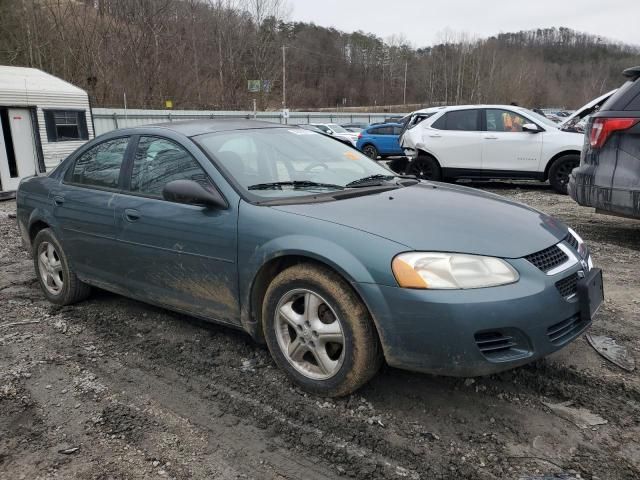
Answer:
(91, 108, 406, 135)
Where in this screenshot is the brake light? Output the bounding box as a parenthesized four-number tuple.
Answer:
(589, 117, 639, 148)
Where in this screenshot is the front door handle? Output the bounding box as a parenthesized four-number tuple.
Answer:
(53, 195, 64, 206)
(124, 208, 140, 222)
(484, 135, 499, 140)
(428, 133, 441, 138)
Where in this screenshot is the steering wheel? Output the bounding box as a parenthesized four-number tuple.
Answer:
(303, 162, 329, 173)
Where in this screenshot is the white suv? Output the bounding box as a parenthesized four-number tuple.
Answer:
(399, 105, 585, 193)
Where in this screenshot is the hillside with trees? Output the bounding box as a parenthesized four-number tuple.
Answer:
(1, 0, 639, 111)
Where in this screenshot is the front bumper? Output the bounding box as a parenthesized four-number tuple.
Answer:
(357, 258, 595, 377)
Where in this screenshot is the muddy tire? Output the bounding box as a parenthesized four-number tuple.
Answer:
(549, 154, 579, 194)
(262, 263, 382, 397)
(362, 144, 379, 159)
(32, 228, 90, 305)
(406, 154, 442, 181)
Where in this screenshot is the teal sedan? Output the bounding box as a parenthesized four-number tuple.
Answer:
(16, 121, 603, 396)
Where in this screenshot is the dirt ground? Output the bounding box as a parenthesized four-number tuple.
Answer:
(1, 182, 639, 480)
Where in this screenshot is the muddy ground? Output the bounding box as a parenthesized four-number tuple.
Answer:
(1, 182, 639, 480)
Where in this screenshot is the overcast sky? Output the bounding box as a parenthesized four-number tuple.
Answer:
(287, 0, 640, 47)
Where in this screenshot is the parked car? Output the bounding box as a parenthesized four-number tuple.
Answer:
(356, 122, 405, 159)
(309, 123, 358, 146)
(400, 104, 593, 193)
(17, 120, 603, 396)
(341, 122, 369, 133)
(297, 124, 354, 147)
(569, 66, 640, 219)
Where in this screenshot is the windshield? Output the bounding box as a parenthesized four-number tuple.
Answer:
(518, 108, 558, 129)
(327, 124, 349, 133)
(196, 128, 395, 199)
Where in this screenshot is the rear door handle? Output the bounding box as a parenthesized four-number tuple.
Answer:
(124, 208, 140, 222)
(428, 133, 441, 138)
(484, 135, 499, 140)
(53, 195, 64, 206)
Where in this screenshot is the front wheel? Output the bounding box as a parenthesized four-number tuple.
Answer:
(262, 264, 382, 397)
(406, 155, 442, 181)
(548, 154, 579, 194)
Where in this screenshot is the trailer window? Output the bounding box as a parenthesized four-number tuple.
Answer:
(44, 110, 89, 142)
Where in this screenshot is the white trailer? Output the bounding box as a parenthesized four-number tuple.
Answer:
(0, 66, 94, 198)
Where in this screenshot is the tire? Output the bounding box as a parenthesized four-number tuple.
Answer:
(406, 154, 442, 181)
(32, 228, 90, 305)
(548, 154, 579, 194)
(362, 144, 379, 159)
(262, 263, 383, 397)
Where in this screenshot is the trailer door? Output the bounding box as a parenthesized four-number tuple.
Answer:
(0, 108, 39, 193)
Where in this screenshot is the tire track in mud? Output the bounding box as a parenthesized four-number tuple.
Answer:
(56, 294, 640, 479)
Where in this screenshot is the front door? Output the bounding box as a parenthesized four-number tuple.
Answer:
(0, 108, 39, 192)
(481, 109, 543, 172)
(114, 135, 240, 324)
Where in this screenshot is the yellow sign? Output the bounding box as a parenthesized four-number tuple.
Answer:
(165, 100, 173, 109)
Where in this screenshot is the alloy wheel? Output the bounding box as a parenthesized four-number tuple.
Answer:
(274, 289, 345, 380)
(37, 241, 64, 295)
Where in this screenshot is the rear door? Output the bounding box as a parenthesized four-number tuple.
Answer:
(53, 136, 132, 283)
(481, 109, 543, 172)
(428, 109, 482, 169)
(113, 135, 240, 324)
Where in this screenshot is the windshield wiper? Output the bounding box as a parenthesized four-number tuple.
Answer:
(248, 180, 345, 191)
(345, 174, 397, 188)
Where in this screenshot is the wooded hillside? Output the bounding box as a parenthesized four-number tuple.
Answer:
(2, 0, 639, 111)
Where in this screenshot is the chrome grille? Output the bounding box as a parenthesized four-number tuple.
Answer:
(565, 232, 579, 251)
(525, 244, 568, 273)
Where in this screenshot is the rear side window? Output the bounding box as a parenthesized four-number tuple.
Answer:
(432, 110, 480, 131)
(129, 136, 211, 198)
(370, 126, 393, 135)
(69, 137, 128, 188)
(601, 80, 636, 111)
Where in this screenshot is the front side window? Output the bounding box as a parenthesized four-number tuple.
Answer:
(196, 128, 394, 199)
(129, 136, 210, 198)
(486, 109, 530, 132)
(44, 110, 89, 142)
(432, 110, 479, 131)
(69, 137, 128, 188)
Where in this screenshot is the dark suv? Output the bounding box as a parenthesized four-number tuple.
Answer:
(569, 66, 640, 219)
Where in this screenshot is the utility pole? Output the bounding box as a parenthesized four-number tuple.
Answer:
(403, 59, 408, 106)
(282, 45, 287, 109)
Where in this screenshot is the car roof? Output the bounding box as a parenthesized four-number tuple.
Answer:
(131, 119, 290, 137)
(409, 104, 543, 115)
(367, 122, 403, 128)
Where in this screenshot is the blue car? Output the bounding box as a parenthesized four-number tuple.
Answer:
(16, 120, 603, 397)
(356, 123, 405, 159)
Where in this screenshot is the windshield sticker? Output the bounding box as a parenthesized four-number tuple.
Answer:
(289, 129, 316, 135)
(343, 151, 360, 160)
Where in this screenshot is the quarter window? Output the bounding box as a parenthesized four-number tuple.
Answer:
(129, 136, 211, 198)
(486, 109, 529, 132)
(44, 110, 89, 142)
(69, 137, 128, 188)
(432, 110, 480, 131)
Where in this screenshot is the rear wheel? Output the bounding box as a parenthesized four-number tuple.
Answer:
(362, 144, 379, 159)
(32, 228, 90, 305)
(548, 154, 579, 194)
(406, 154, 442, 181)
(262, 264, 382, 397)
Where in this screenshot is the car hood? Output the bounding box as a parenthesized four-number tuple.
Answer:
(272, 183, 567, 258)
(559, 89, 617, 129)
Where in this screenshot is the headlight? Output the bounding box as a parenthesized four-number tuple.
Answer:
(392, 252, 519, 289)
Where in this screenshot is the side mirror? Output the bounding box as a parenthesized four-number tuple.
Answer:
(162, 179, 227, 209)
(522, 123, 541, 133)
